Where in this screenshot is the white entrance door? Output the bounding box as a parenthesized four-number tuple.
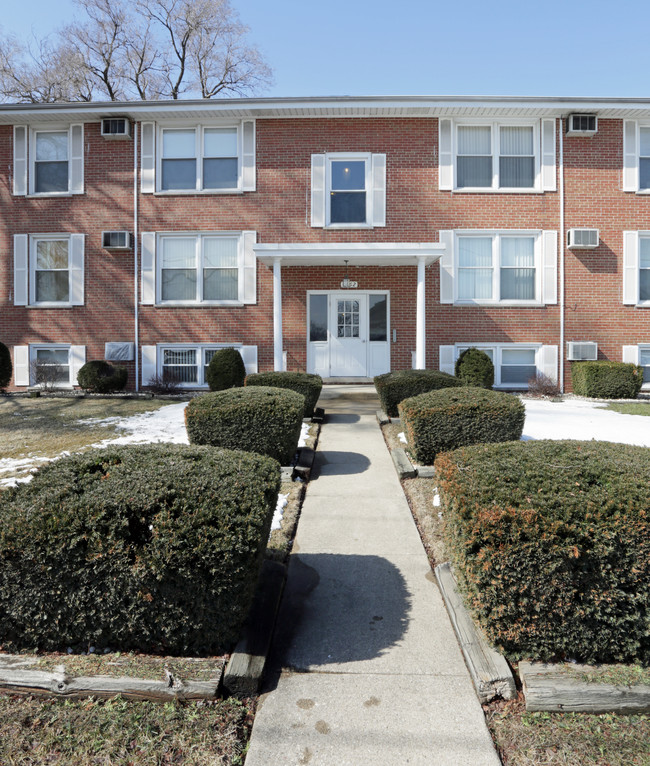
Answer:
(329, 294, 367, 376)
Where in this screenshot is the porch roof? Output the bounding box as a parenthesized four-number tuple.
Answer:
(254, 242, 444, 267)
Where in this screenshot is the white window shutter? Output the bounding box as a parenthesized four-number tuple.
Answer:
(622, 345, 639, 364)
(439, 119, 453, 190)
(141, 232, 156, 305)
(141, 122, 156, 193)
(141, 345, 157, 387)
(13, 126, 27, 196)
(13, 346, 29, 386)
(70, 346, 86, 385)
(239, 345, 258, 375)
(542, 230, 558, 305)
(538, 345, 558, 384)
(623, 121, 638, 192)
(371, 153, 386, 227)
(70, 234, 85, 305)
(541, 119, 556, 191)
(439, 230, 454, 303)
(439, 345, 455, 375)
(242, 230, 257, 304)
(13, 234, 28, 306)
(623, 231, 639, 305)
(70, 124, 84, 194)
(311, 154, 326, 227)
(242, 120, 256, 191)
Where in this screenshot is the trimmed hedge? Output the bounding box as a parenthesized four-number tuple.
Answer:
(246, 371, 322, 417)
(374, 369, 462, 417)
(571, 360, 643, 399)
(436, 440, 650, 665)
(0, 342, 11, 390)
(206, 348, 246, 391)
(77, 360, 128, 393)
(399, 386, 525, 464)
(0, 444, 280, 655)
(185, 386, 304, 465)
(454, 347, 494, 389)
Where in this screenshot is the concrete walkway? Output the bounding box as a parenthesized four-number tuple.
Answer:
(245, 385, 501, 766)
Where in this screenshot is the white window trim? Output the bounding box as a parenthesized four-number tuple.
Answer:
(155, 231, 246, 307)
(453, 343, 543, 389)
(157, 343, 243, 388)
(28, 125, 77, 197)
(324, 152, 373, 229)
(637, 232, 650, 306)
(638, 345, 650, 388)
(28, 234, 74, 307)
(451, 119, 542, 193)
(628, 122, 650, 194)
(453, 230, 543, 306)
(156, 123, 243, 194)
(29, 344, 73, 388)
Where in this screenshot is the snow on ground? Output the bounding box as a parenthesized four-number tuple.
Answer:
(272, 493, 289, 531)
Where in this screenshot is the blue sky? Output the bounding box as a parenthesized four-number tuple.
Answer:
(1, 0, 644, 98)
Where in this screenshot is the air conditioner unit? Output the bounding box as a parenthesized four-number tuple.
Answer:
(567, 342, 598, 361)
(102, 231, 131, 250)
(567, 228, 599, 249)
(567, 114, 598, 135)
(101, 117, 131, 138)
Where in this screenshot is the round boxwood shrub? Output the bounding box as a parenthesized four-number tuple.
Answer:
(0, 342, 11, 390)
(398, 386, 525, 464)
(245, 371, 322, 417)
(206, 348, 246, 391)
(185, 386, 304, 465)
(77, 360, 128, 393)
(436, 440, 650, 664)
(454, 347, 494, 389)
(572, 360, 643, 399)
(374, 369, 462, 417)
(0, 444, 280, 655)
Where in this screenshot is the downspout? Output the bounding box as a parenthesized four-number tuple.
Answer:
(559, 118, 565, 393)
(133, 122, 140, 392)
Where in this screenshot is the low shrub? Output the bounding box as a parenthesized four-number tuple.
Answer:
(571, 361, 643, 399)
(374, 369, 462, 417)
(185, 386, 304, 465)
(0, 342, 11, 390)
(245, 372, 322, 417)
(454, 347, 494, 389)
(206, 348, 246, 391)
(436, 440, 650, 665)
(77, 360, 128, 393)
(399, 386, 525, 464)
(0, 444, 280, 655)
(527, 372, 562, 399)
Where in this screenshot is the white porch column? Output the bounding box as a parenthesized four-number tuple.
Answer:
(273, 258, 284, 371)
(415, 256, 426, 369)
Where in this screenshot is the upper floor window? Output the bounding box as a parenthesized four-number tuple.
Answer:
(34, 131, 68, 193)
(13, 233, 85, 307)
(13, 125, 84, 197)
(311, 152, 386, 228)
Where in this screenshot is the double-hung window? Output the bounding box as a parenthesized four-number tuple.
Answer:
(454, 345, 540, 388)
(640, 237, 650, 302)
(34, 131, 69, 193)
(640, 348, 650, 385)
(623, 231, 650, 305)
(13, 125, 84, 196)
(456, 123, 536, 190)
(13, 233, 85, 307)
(154, 345, 252, 388)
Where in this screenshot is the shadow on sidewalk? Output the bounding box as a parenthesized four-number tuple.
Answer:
(312, 450, 371, 476)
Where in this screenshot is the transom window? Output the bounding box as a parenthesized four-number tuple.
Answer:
(160, 346, 239, 387)
(457, 345, 538, 388)
(457, 234, 538, 303)
(456, 123, 537, 190)
(34, 131, 68, 193)
(158, 234, 240, 304)
(160, 126, 239, 192)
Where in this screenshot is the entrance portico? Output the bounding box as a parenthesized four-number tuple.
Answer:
(255, 243, 445, 376)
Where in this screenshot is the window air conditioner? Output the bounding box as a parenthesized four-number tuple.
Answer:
(566, 114, 598, 135)
(567, 229, 599, 249)
(102, 231, 131, 250)
(101, 118, 131, 138)
(567, 342, 598, 361)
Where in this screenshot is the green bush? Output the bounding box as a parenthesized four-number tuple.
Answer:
(436, 440, 650, 665)
(374, 369, 462, 417)
(206, 348, 246, 391)
(245, 372, 322, 417)
(398, 386, 525, 464)
(454, 347, 494, 389)
(572, 361, 643, 399)
(77, 360, 128, 393)
(185, 386, 304, 465)
(0, 444, 280, 655)
(0, 342, 11, 390)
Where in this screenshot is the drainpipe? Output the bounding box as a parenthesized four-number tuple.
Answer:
(559, 119, 565, 393)
(273, 258, 283, 371)
(133, 122, 140, 392)
(415, 256, 426, 369)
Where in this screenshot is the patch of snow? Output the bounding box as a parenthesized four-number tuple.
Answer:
(271, 493, 289, 532)
(85, 402, 190, 448)
(433, 493, 441, 507)
(398, 431, 407, 444)
(298, 421, 310, 448)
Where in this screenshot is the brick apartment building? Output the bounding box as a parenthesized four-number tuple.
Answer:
(1, 96, 649, 392)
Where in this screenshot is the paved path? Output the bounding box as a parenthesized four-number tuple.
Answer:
(246, 385, 501, 766)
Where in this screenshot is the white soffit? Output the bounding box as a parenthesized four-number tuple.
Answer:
(254, 242, 444, 267)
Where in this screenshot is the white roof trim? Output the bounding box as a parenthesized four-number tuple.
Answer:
(255, 242, 444, 267)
